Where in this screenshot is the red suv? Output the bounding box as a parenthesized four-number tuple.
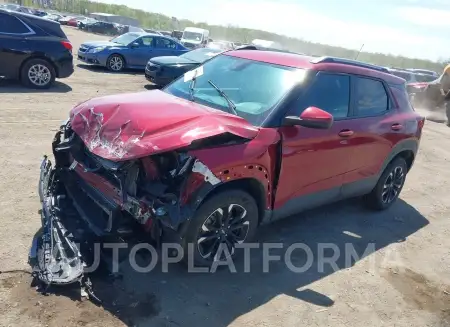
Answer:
(38, 50, 424, 270)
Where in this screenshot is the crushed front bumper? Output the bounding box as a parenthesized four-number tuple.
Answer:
(29, 156, 84, 286)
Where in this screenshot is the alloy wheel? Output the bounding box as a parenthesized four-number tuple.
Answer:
(109, 56, 123, 71)
(28, 64, 51, 86)
(381, 166, 405, 204)
(197, 204, 250, 261)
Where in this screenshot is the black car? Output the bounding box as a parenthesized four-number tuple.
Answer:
(145, 47, 223, 86)
(85, 21, 118, 35)
(0, 9, 74, 88)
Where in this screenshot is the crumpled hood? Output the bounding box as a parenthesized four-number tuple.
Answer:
(69, 90, 259, 161)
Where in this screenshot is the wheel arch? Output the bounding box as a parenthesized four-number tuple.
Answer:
(191, 178, 268, 225)
(381, 139, 418, 173)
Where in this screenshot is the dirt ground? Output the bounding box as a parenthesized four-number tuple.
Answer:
(0, 26, 449, 327)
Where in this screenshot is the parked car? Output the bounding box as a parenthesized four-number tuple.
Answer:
(77, 32, 189, 71)
(33, 9, 48, 17)
(207, 40, 234, 51)
(171, 30, 183, 40)
(85, 21, 118, 35)
(0, 9, 73, 88)
(67, 17, 79, 27)
(144, 28, 162, 35)
(158, 30, 172, 37)
(36, 51, 424, 277)
(387, 68, 436, 84)
(406, 68, 439, 78)
(77, 17, 96, 29)
(145, 47, 223, 86)
(42, 13, 63, 22)
(3, 3, 20, 11)
(59, 16, 74, 25)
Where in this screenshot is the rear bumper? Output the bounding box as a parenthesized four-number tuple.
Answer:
(55, 58, 74, 78)
(51, 52, 74, 79)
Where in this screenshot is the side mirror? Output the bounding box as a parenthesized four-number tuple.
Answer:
(130, 42, 140, 48)
(283, 106, 333, 129)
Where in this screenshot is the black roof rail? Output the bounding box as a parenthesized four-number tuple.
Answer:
(310, 56, 389, 73)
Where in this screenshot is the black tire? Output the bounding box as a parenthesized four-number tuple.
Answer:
(181, 190, 259, 267)
(20, 58, 56, 89)
(106, 54, 125, 72)
(364, 157, 407, 210)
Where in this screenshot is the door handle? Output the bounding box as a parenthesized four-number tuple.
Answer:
(391, 123, 403, 131)
(338, 129, 354, 137)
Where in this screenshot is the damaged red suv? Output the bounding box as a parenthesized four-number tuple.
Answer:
(37, 51, 424, 275)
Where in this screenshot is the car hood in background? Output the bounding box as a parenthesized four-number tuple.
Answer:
(69, 90, 258, 161)
(149, 56, 198, 65)
(80, 41, 120, 48)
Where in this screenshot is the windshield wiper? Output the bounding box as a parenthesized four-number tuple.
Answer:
(189, 70, 199, 101)
(207, 79, 237, 115)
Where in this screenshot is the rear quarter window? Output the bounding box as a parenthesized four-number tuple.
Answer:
(390, 83, 415, 112)
(22, 15, 67, 38)
(354, 77, 389, 116)
(0, 13, 31, 34)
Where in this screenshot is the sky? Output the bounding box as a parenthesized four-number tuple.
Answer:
(95, 0, 450, 61)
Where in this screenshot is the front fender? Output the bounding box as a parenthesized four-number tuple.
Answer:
(181, 128, 280, 211)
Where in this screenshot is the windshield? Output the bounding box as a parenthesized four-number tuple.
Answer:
(164, 54, 305, 126)
(110, 33, 139, 45)
(180, 48, 222, 62)
(183, 31, 203, 42)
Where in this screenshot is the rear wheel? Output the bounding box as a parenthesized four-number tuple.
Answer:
(107, 54, 125, 72)
(21, 59, 55, 89)
(365, 157, 407, 210)
(181, 190, 259, 267)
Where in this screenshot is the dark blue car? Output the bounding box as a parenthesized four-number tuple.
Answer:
(77, 32, 189, 72)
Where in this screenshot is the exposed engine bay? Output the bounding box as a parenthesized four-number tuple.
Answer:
(29, 120, 227, 291)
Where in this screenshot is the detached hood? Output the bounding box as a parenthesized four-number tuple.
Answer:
(150, 56, 197, 65)
(69, 90, 259, 161)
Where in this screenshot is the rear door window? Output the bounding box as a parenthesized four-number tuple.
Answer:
(138, 36, 154, 47)
(0, 13, 31, 34)
(155, 37, 177, 49)
(353, 77, 389, 116)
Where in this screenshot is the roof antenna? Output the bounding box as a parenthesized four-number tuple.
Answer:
(354, 43, 365, 60)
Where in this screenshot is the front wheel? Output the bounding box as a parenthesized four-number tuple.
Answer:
(181, 190, 259, 267)
(365, 157, 407, 210)
(107, 54, 125, 72)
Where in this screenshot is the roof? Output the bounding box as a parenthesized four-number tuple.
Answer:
(226, 50, 405, 84)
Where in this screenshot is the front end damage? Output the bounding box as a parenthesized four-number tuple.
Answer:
(30, 120, 229, 287)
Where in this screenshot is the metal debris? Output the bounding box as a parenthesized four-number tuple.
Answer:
(192, 160, 221, 185)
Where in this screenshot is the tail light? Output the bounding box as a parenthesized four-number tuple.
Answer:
(61, 41, 73, 53)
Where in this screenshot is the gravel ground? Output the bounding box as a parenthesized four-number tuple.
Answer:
(0, 27, 449, 327)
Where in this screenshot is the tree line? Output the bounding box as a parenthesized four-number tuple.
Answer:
(20, 0, 448, 72)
